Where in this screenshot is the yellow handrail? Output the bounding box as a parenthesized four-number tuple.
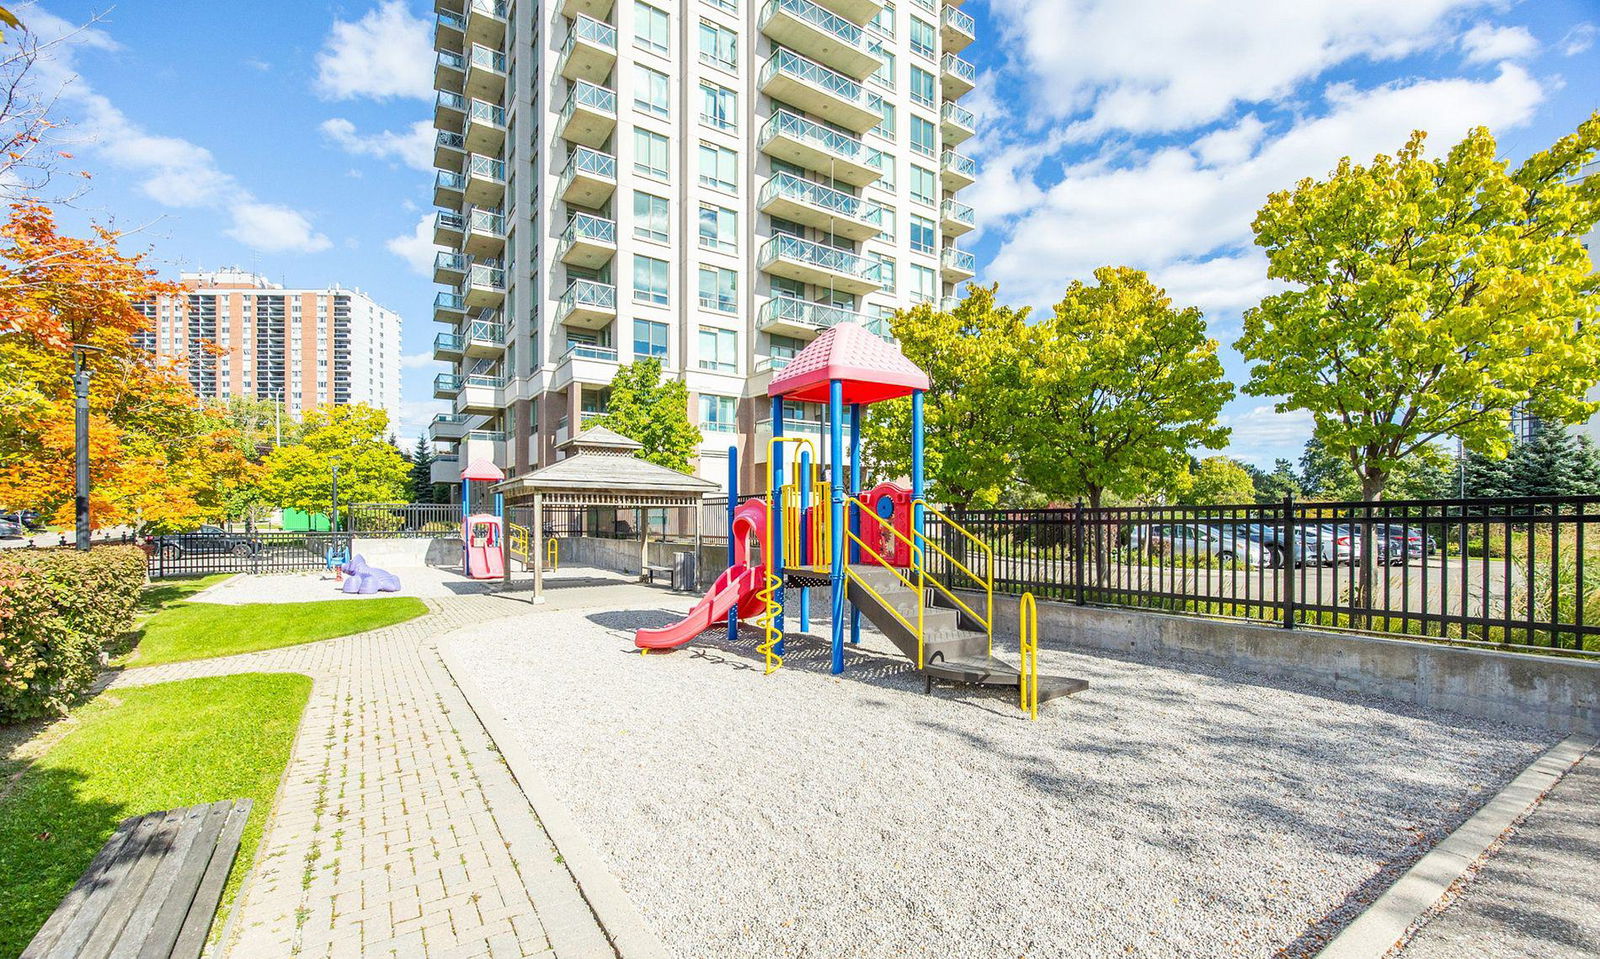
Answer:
(913, 499, 994, 656)
(759, 436, 816, 675)
(508, 522, 529, 565)
(547, 536, 558, 570)
(847, 504, 928, 667)
(860, 497, 988, 653)
(1019, 592, 1039, 720)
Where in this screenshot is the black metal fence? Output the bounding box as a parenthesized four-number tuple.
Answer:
(926, 496, 1599, 658)
(147, 531, 354, 580)
(345, 503, 460, 537)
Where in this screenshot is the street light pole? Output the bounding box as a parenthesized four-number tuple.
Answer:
(71, 345, 104, 552)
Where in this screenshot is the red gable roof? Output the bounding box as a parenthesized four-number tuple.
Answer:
(460, 456, 505, 482)
(767, 322, 930, 405)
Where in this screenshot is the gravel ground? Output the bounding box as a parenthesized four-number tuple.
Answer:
(443, 593, 1552, 959)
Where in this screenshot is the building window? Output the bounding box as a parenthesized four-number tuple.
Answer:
(868, 94, 895, 140)
(699, 393, 737, 431)
(875, 203, 896, 241)
(698, 21, 736, 70)
(635, 65, 670, 118)
(633, 191, 670, 243)
(869, 149, 896, 190)
(634, 319, 668, 358)
(910, 65, 935, 107)
(910, 164, 935, 206)
(634, 128, 670, 179)
(871, 253, 896, 292)
(869, 0, 895, 39)
(633, 255, 670, 305)
(870, 44, 895, 90)
(770, 333, 804, 364)
(704, 0, 736, 12)
(634, 1, 669, 55)
(910, 213, 935, 253)
(699, 81, 737, 131)
(698, 326, 738, 372)
(911, 115, 936, 157)
(911, 263, 936, 301)
(699, 142, 737, 192)
(698, 204, 736, 252)
(698, 266, 737, 312)
(910, 16, 935, 58)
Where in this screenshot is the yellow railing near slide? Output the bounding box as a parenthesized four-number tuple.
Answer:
(1019, 591, 1040, 720)
(547, 536, 558, 570)
(847, 505, 928, 667)
(759, 436, 816, 674)
(912, 499, 994, 656)
(508, 522, 529, 565)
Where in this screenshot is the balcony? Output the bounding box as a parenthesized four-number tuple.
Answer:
(557, 212, 617, 268)
(941, 246, 976, 282)
(813, 0, 883, 25)
(559, 146, 617, 208)
(559, 0, 614, 21)
(757, 296, 867, 336)
(434, 250, 469, 285)
(556, 279, 618, 330)
(758, 49, 878, 133)
(465, 0, 507, 48)
(463, 316, 507, 357)
(430, 456, 462, 486)
(552, 343, 621, 390)
(435, 50, 465, 91)
(464, 263, 506, 308)
(434, 170, 466, 208)
(457, 373, 506, 413)
(939, 295, 962, 313)
(941, 53, 976, 98)
(556, 81, 617, 148)
(460, 429, 508, 467)
(758, 234, 880, 294)
(940, 4, 975, 52)
(434, 291, 466, 323)
(940, 198, 975, 236)
(758, 0, 880, 80)
(463, 207, 506, 257)
(434, 89, 466, 130)
(435, 10, 467, 53)
(465, 44, 507, 101)
(757, 172, 881, 241)
(430, 412, 469, 442)
(434, 131, 466, 170)
(940, 148, 976, 190)
(434, 331, 465, 361)
(758, 110, 878, 187)
(434, 373, 463, 400)
(465, 99, 507, 154)
(434, 209, 465, 247)
(941, 101, 975, 146)
(464, 153, 506, 206)
(559, 15, 617, 84)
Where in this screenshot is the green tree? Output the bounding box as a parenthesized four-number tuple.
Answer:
(1171, 455, 1256, 505)
(1018, 267, 1233, 509)
(258, 405, 409, 516)
(596, 358, 701, 473)
(862, 285, 1027, 508)
(1246, 458, 1303, 503)
(1298, 437, 1360, 500)
(408, 434, 437, 503)
(1237, 117, 1600, 503)
(211, 395, 299, 462)
(1510, 424, 1600, 497)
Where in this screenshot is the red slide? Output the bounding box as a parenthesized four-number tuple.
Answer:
(634, 563, 767, 650)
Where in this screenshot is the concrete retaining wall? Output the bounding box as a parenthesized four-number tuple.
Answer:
(951, 590, 1600, 736)
(352, 537, 459, 568)
(552, 536, 726, 585)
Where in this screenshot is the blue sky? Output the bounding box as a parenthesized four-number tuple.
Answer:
(21, 0, 1600, 466)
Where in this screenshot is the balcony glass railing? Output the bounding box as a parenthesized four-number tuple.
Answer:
(438, 11, 467, 33)
(760, 49, 866, 106)
(560, 146, 617, 185)
(757, 295, 867, 330)
(562, 212, 617, 245)
(569, 14, 617, 50)
(433, 412, 468, 425)
(435, 251, 469, 272)
(467, 264, 505, 289)
(560, 343, 620, 363)
(941, 149, 976, 179)
(437, 50, 466, 72)
(468, 209, 505, 235)
(437, 90, 466, 112)
(942, 102, 975, 130)
(758, 171, 871, 222)
(466, 429, 507, 442)
(436, 452, 461, 464)
(437, 131, 466, 151)
(468, 44, 507, 73)
(436, 210, 465, 232)
(467, 0, 508, 18)
(760, 109, 864, 162)
(761, 234, 878, 283)
(561, 80, 617, 121)
(702, 420, 739, 433)
(941, 5, 976, 35)
(469, 99, 506, 127)
(754, 355, 794, 373)
(464, 373, 507, 389)
(465, 319, 506, 344)
(941, 53, 976, 85)
(434, 332, 465, 354)
(756, 418, 823, 435)
(760, 0, 865, 49)
(559, 278, 618, 313)
(941, 199, 975, 226)
(436, 170, 466, 193)
(435, 292, 466, 312)
(435, 373, 463, 394)
(939, 295, 962, 312)
(942, 247, 976, 272)
(467, 154, 506, 182)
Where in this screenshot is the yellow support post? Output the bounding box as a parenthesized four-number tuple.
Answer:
(546, 536, 558, 571)
(1019, 592, 1039, 720)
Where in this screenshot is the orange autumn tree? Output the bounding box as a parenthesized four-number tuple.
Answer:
(0, 203, 256, 531)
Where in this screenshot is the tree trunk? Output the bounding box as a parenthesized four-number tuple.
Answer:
(1088, 486, 1109, 589)
(1357, 470, 1387, 628)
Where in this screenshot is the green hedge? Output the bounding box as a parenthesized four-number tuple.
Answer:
(0, 546, 147, 723)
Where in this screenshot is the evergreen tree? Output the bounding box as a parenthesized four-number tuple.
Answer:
(1248, 458, 1303, 503)
(409, 434, 436, 503)
(1463, 449, 1517, 499)
(1511, 424, 1600, 497)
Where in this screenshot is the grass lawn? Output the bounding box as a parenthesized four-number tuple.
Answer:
(121, 595, 428, 667)
(0, 674, 312, 958)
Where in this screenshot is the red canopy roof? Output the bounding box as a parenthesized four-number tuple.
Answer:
(767, 322, 930, 405)
(460, 456, 505, 482)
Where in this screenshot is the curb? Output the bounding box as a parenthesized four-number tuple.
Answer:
(437, 637, 672, 959)
(1315, 733, 1597, 959)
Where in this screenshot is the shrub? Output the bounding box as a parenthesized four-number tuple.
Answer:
(0, 546, 147, 722)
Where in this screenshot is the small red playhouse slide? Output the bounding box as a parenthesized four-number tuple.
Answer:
(634, 498, 768, 650)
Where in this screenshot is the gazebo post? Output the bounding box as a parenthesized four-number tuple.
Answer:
(495, 491, 508, 588)
(693, 498, 703, 593)
(828, 378, 845, 675)
(639, 507, 648, 581)
(532, 493, 545, 604)
(849, 402, 862, 646)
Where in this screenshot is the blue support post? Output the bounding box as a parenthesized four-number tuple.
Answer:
(461, 478, 470, 575)
(911, 390, 926, 545)
(727, 445, 738, 644)
(849, 402, 862, 646)
(770, 395, 785, 648)
(493, 491, 503, 518)
(828, 380, 846, 674)
(798, 449, 811, 632)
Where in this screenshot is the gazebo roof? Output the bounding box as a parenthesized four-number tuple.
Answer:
(493, 426, 719, 507)
(767, 321, 929, 405)
(557, 424, 642, 453)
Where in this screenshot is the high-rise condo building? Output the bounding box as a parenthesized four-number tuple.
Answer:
(428, 0, 978, 488)
(139, 269, 403, 427)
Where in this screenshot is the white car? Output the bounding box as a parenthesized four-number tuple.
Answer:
(1132, 523, 1270, 567)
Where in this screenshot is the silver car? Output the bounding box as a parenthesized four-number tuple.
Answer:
(1135, 523, 1269, 567)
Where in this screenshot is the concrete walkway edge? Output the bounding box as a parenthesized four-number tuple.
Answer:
(438, 639, 673, 959)
(1316, 733, 1599, 959)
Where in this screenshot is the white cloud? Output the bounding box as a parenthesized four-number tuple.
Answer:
(387, 213, 437, 277)
(987, 0, 1496, 136)
(25, 10, 331, 254)
(320, 118, 434, 171)
(1216, 405, 1317, 465)
(1560, 23, 1596, 56)
(1460, 22, 1538, 63)
(315, 1, 433, 101)
(400, 351, 435, 369)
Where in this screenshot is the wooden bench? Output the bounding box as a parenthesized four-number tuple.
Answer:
(643, 564, 674, 586)
(22, 799, 252, 959)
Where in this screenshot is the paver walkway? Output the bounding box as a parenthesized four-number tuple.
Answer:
(1398, 749, 1600, 959)
(110, 594, 614, 959)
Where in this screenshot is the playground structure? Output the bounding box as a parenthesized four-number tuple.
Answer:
(635, 322, 1088, 715)
(460, 457, 506, 580)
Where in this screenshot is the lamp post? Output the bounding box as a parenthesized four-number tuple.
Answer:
(71, 345, 105, 551)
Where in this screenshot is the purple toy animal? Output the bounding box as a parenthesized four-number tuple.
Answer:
(341, 555, 403, 594)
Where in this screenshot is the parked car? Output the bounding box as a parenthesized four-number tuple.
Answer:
(1228, 522, 1334, 567)
(1372, 523, 1436, 562)
(1131, 523, 1270, 567)
(146, 525, 263, 560)
(0, 517, 22, 539)
(1315, 524, 1359, 565)
(2, 510, 42, 532)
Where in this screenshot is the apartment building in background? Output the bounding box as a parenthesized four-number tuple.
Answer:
(139, 269, 403, 427)
(427, 0, 978, 489)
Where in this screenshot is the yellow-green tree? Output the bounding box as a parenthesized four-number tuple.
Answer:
(1171, 456, 1256, 505)
(1238, 116, 1600, 502)
(596, 358, 702, 473)
(862, 285, 1028, 508)
(258, 405, 409, 516)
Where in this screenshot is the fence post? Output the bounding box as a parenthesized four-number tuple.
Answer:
(1282, 493, 1295, 629)
(1073, 500, 1086, 606)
